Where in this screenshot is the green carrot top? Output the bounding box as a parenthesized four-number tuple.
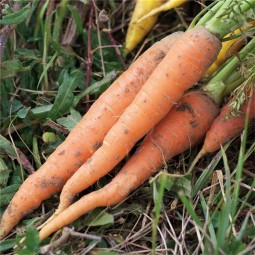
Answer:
(192, 0, 255, 39)
(201, 36, 255, 105)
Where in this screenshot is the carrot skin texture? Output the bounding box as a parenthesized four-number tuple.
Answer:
(203, 89, 255, 153)
(58, 26, 221, 212)
(39, 90, 219, 240)
(0, 32, 184, 240)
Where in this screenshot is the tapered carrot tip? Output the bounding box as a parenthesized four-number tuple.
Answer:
(38, 191, 104, 240)
(37, 208, 63, 230)
(187, 147, 206, 173)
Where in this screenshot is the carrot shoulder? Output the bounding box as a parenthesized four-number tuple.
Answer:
(56, 26, 221, 214)
(0, 31, 183, 240)
(39, 90, 219, 240)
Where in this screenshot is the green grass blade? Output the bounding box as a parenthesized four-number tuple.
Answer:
(37, 52, 57, 89)
(200, 194, 217, 246)
(216, 202, 230, 248)
(192, 143, 230, 198)
(231, 117, 249, 217)
(179, 192, 203, 228)
(152, 172, 167, 255)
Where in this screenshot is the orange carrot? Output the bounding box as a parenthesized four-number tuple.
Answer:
(39, 90, 219, 240)
(189, 87, 255, 172)
(53, 26, 221, 217)
(203, 88, 255, 153)
(0, 32, 183, 239)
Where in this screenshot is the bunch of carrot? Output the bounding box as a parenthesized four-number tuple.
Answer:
(38, 35, 255, 240)
(0, 0, 255, 241)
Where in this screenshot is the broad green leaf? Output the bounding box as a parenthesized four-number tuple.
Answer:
(0, 135, 17, 157)
(0, 5, 31, 25)
(17, 107, 30, 119)
(0, 184, 20, 207)
(158, 172, 192, 197)
(73, 70, 118, 107)
(15, 48, 40, 61)
(24, 227, 40, 252)
(83, 208, 114, 227)
(0, 135, 34, 173)
(0, 239, 16, 253)
(0, 60, 30, 80)
(16, 227, 40, 255)
(48, 69, 83, 120)
(57, 108, 82, 131)
(0, 158, 10, 188)
(30, 104, 53, 119)
(10, 100, 23, 113)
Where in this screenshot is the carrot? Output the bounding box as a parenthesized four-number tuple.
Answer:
(39, 30, 255, 237)
(188, 37, 255, 172)
(0, 31, 183, 239)
(196, 88, 255, 158)
(39, 30, 255, 238)
(39, 90, 220, 240)
(52, 26, 221, 217)
(125, 0, 186, 54)
(48, 0, 255, 213)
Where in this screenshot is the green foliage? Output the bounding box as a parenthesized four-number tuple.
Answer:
(57, 108, 82, 131)
(47, 69, 84, 120)
(82, 208, 114, 227)
(0, 135, 17, 158)
(0, 184, 20, 207)
(15, 227, 40, 255)
(0, 239, 16, 253)
(0, 5, 31, 25)
(0, 158, 11, 188)
(0, 60, 31, 80)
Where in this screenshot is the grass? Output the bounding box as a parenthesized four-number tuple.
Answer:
(0, 1, 255, 254)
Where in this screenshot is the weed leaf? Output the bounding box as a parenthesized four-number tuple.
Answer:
(0, 5, 31, 25)
(48, 69, 83, 120)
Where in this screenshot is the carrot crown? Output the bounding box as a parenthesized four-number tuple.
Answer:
(202, 36, 255, 105)
(192, 0, 255, 39)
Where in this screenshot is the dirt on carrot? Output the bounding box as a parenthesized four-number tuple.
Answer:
(51, 26, 221, 218)
(0, 31, 183, 240)
(38, 90, 219, 240)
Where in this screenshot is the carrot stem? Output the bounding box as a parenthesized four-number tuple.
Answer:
(190, 1, 223, 29)
(202, 36, 255, 104)
(199, 0, 255, 39)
